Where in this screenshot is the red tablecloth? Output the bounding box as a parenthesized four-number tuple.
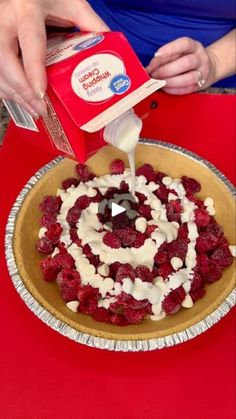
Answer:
(1, 92, 235, 419)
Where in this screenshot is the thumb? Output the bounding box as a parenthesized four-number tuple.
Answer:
(56, 0, 110, 31)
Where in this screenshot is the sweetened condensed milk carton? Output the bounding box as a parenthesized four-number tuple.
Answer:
(4, 32, 165, 162)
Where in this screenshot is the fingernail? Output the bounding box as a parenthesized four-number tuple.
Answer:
(37, 90, 45, 100)
(154, 51, 163, 58)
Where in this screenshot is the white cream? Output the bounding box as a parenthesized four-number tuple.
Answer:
(38, 227, 47, 238)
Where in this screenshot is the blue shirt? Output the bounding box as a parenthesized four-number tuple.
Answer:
(88, 0, 236, 86)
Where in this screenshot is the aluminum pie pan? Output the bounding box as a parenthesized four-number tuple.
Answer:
(5, 139, 236, 351)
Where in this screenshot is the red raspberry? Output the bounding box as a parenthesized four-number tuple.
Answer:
(37, 237, 55, 254)
(109, 262, 122, 277)
(181, 176, 201, 194)
(138, 204, 151, 220)
(120, 181, 129, 192)
(196, 253, 210, 276)
(45, 222, 63, 244)
(40, 212, 57, 228)
(135, 265, 153, 282)
(152, 266, 159, 278)
(78, 285, 99, 303)
(194, 208, 210, 227)
(103, 187, 120, 200)
(92, 307, 111, 323)
(123, 307, 147, 324)
(204, 221, 223, 238)
(196, 233, 218, 253)
(166, 202, 181, 223)
(69, 228, 82, 246)
(190, 288, 206, 302)
(39, 195, 61, 214)
(66, 206, 81, 226)
(116, 264, 135, 283)
(136, 163, 156, 182)
(155, 171, 166, 183)
(56, 268, 81, 302)
(155, 185, 169, 203)
(135, 192, 146, 204)
(162, 286, 186, 314)
(177, 223, 189, 241)
(129, 298, 150, 310)
(83, 243, 93, 259)
(190, 273, 203, 292)
(167, 240, 188, 262)
(40, 257, 61, 281)
(116, 228, 137, 247)
(202, 261, 223, 283)
(211, 245, 233, 267)
(133, 232, 146, 248)
(103, 232, 121, 249)
(154, 249, 168, 265)
(158, 262, 173, 278)
(62, 177, 79, 190)
(53, 251, 75, 270)
(75, 163, 93, 181)
(146, 225, 157, 236)
(110, 159, 125, 174)
(110, 314, 128, 326)
(75, 195, 91, 209)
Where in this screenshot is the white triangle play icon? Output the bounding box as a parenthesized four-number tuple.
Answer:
(111, 202, 126, 217)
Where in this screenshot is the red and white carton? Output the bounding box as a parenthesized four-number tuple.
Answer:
(4, 32, 165, 162)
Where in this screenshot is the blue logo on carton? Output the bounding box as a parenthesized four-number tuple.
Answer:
(73, 35, 104, 51)
(110, 74, 131, 95)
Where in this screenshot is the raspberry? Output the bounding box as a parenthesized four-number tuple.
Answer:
(196, 253, 210, 276)
(92, 307, 111, 323)
(110, 313, 128, 326)
(166, 202, 181, 223)
(103, 187, 120, 200)
(196, 233, 218, 253)
(39, 195, 61, 214)
(154, 248, 168, 265)
(133, 232, 146, 248)
(53, 251, 75, 270)
(177, 223, 189, 241)
(136, 164, 156, 182)
(56, 268, 81, 302)
(110, 159, 125, 174)
(190, 273, 203, 292)
(135, 192, 146, 204)
(162, 286, 186, 314)
(62, 177, 79, 190)
(202, 261, 223, 283)
(130, 298, 150, 310)
(167, 240, 188, 261)
(123, 307, 147, 324)
(194, 208, 210, 227)
(40, 212, 57, 228)
(190, 288, 206, 302)
(40, 257, 61, 281)
(146, 225, 157, 236)
(120, 181, 129, 192)
(116, 264, 135, 283)
(135, 265, 153, 282)
(158, 262, 173, 278)
(78, 285, 99, 314)
(211, 245, 233, 267)
(75, 163, 93, 181)
(116, 228, 137, 247)
(181, 176, 201, 194)
(66, 206, 81, 226)
(109, 262, 121, 277)
(138, 204, 151, 220)
(155, 185, 169, 203)
(152, 266, 159, 278)
(155, 171, 166, 183)
(75, 195, 91, 210)
(83, 243, 93, 259)
(69, 228, 82, 246)
(37, 237, 55, 254)
(45, 222, 63, 244)
(103, 232, 121, 249)
(203, 221, 223, 238)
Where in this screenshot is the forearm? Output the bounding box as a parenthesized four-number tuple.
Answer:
(207, 29, 236, 83)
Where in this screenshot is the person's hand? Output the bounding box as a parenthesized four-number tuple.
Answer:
(0, 0, 109, 117)
(146, 37, 218, 95)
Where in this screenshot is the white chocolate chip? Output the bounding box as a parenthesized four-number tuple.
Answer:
(182, 294, 193, 308)
(66, 301, 80, 312)
(135, 217, 147, 233)
(97, 264, 110, 277)
(170, 257, 183, 270)
(168, 192, 178, 201)
(38, 227, 47, 238)
(207, 206, 216, 216)
(204, 197, 214, 207)
(162, 176, 172, 186)
(229, 245, 236, 257)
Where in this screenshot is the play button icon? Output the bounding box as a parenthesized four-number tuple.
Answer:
(111, 202, 126, 217)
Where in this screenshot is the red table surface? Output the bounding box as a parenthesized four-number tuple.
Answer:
(0, 92, 235, 419)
